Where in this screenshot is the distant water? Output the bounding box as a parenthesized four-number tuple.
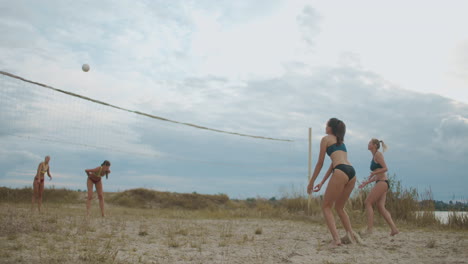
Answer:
(427, 211, 468, 224)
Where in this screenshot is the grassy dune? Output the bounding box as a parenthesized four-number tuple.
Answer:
(1, 182, 467, 229)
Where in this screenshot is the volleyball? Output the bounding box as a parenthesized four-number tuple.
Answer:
(82, 64, 90, 72)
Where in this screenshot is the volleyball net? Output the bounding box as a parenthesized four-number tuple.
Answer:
(0, 71, 307, 196)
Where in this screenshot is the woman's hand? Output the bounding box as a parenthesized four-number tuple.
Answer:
(358, 181, 368, 189)
(313, 183, 323, 192)
(307, 182, 314, 195)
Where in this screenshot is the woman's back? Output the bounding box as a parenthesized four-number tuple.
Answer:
(325, 135, 351, 167)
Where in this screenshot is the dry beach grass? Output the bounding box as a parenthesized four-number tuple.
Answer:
(1, 185, 468, 264)
(1, 202, 467, 264)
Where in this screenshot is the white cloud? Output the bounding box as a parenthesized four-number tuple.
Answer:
(297, 5, 321, 46)
(137, 174, 188, 185)
(6, 170, 36, 177)
(443, 40, 468, 102)
(434, 115, 468, 154)
(0, 149, 41, 164)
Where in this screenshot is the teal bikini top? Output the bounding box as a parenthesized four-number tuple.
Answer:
(370, 158, 383, 171)
(326, 143, 347, 156)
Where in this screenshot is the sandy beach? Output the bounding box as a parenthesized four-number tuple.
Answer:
(1, 203, 467, 264)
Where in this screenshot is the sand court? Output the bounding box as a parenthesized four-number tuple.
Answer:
(1, 203, 466, 264)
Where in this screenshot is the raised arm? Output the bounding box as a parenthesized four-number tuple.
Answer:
(307, 136, 328, 194)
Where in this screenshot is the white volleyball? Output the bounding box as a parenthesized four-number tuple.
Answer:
(82, 64, 90, 72)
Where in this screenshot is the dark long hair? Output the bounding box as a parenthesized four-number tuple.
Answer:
(328, 118, 346, 145)
(101, 160, 111, 179)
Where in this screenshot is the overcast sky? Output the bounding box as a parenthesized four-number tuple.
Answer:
(1, 0, 467, 201)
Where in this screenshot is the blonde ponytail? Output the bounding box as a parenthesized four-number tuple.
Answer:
(371, 138, 388, 152)
(380, 140, 388, 152)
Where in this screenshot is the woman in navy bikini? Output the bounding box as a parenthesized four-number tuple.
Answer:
(358, 139, 399, 236)
(307, 118, 358, 246)
(32, 156, 52, 212)
(85, 160, 111, 217)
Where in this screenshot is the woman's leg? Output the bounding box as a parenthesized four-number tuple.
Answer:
(334, 176, 357, 234)
(376, 189, 399, 236)
(32, 179, 38, 211)
(322, 170, 348, 245)
(364, 182, 388, 233)
(86, 179, 94, 216)
(38, 180, 45, 212)
(95, 180, 105, 217)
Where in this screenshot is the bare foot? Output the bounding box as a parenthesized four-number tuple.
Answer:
(328, 240, 342, 248)
(352, 231, 364, 244)
(342, 231, 364, 244)
(341, 232, 356, 244)
(390, 230, 400, 236)
(358, 229, 373, 238)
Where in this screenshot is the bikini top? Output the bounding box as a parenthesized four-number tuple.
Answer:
(326, 143, 347, 156)
(94, 166, 103, 177)
(40, 163, 48, 174)
(370, 158, 383, 171)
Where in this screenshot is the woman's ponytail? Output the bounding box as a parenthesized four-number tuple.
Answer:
(328, 118, 346, 145)
(101, 160, 111, 179)
(380, 140, 388, 152)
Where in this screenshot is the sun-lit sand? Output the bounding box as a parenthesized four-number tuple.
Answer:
(1, 203, 467, 264)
